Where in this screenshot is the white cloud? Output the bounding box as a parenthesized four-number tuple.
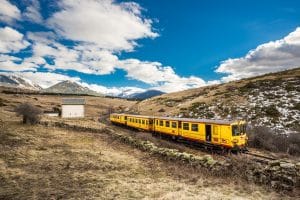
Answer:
(0, 0, 21, 23)
(0, 26, 30, 53)
(48, 0, 158, 52)
(80, 82, 146, 97)
(23, 0, 43, 23)
(216, 27, 300, 82)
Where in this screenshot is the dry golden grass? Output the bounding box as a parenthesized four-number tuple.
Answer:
(0, 109, 289, 199)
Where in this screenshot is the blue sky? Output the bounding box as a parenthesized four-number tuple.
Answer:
(0, 0, 300, 95)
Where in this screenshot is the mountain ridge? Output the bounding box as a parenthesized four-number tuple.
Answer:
(43, 80, 103, 96)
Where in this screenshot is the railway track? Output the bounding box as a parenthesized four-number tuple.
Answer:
(243, 151, 277, 163)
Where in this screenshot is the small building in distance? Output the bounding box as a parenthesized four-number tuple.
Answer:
(61, 98, 85, 118)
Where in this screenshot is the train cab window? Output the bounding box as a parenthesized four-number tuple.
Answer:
(165, 121, 170, 127)
(171, 122, 177, 128)
(183, 123, 189, 130)
(232, 125, 240, 136)
(191, 124, 198, 132)
(159, 120, 164, 126)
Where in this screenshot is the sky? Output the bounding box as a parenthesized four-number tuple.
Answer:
(0, 0, 300, 95)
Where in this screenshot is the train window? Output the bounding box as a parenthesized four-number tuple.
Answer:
(191, 124, 198, 132)
(165, 121, 170, 127)
(135, 119, 138, 123)
(142, 120, 145, 124)
(139, 119, 141, 123)
(178, 122, 182, 128)
(232, 125, 240, 136)
(159, 120, 164, 126)
(149, 120, 153, 124)
(171, 122, 177, 128)
(146, 120, 148, 125)
(156, 120, 158, 125)
(183, 123, 189, 130)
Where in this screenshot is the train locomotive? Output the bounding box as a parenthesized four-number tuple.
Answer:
(110, 113, 248, 151)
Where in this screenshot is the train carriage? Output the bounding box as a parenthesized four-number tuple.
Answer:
(109, 113, 126, 125)
(110, 113, 247, 150)
(124, 114, 154, 131)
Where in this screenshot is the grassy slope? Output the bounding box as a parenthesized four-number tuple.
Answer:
(0, 109, 285, 200)
(0, 92, 137, 118)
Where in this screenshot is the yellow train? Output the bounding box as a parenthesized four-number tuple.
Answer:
(110, 113, 248, 151)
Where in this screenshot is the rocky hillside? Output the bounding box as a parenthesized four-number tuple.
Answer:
(137, 68, 300, 134)
(129, 90, 165, 100)
(43, 80, 102, 96)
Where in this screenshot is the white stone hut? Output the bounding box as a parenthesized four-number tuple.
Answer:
(61, 98, 85, 118)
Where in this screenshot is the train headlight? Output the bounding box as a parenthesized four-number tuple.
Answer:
(232, 139, 238, 143)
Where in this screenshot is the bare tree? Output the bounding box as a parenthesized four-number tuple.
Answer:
(15, 102, 42, 125)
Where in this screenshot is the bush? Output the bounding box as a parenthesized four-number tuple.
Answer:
(158, 108, 165, 112)
(247, 126, 300, 156)
(15, 102, 42, 125)
(264, 105, 280, 118)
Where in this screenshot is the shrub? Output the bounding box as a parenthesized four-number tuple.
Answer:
(15, 102, 42, 125)
(264, 105, 280, 118)
(247, 126, 300, 156)
(158, 108, 165, 112)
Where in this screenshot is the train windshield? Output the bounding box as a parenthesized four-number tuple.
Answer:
(232, 125, 240, 136)
(239, 124, 247, 135)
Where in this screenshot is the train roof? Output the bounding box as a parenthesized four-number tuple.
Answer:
(111, 113, 241, 125)
(120, 113, 155, 119)
(154, 116, 236, 125)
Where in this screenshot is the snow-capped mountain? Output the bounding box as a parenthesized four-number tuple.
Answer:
(0, 74, 41, 90)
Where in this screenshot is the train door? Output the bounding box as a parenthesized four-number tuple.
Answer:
(178, 121, 182, 136)
(149, 119, 154, 131)
(205, 124, 212, 142)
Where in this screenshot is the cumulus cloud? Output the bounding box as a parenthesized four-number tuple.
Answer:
(0, 26, 30, 53)
(0, 0, 21, 23)
(80, 82, 146, 96)
(48, 0, 158, 52)
(23, 0, 43, 23)
(216, 27, 300, 82)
